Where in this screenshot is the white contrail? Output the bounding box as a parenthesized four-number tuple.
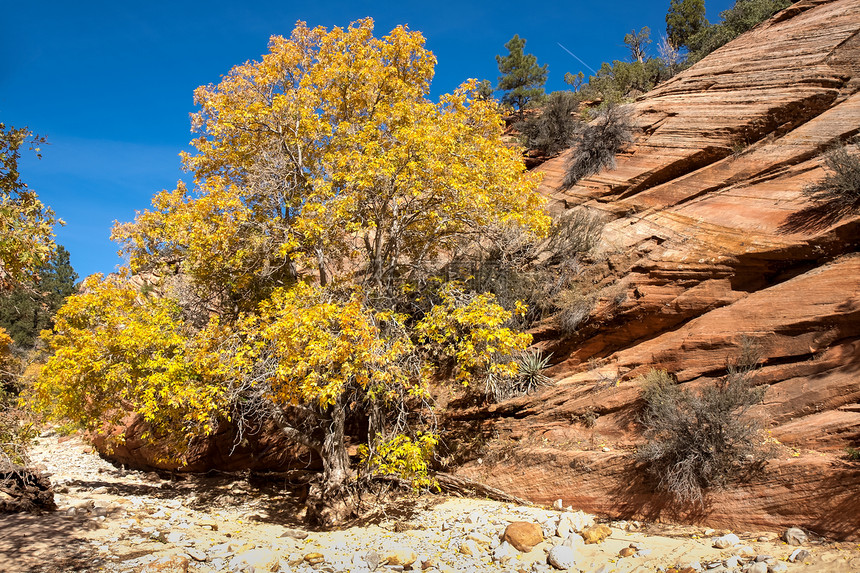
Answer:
(557, 42, 598, 75)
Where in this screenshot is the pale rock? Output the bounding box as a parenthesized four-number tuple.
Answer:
(385, 547, 418, 566)
(712, 533, 740, 549)
(788, 548, 809, 563)
(186, 548, 207, 562)
(562, 533, 584, 549)
(724, 556, 742, 568)
(230, 548, 282, 572)
(768, 563, 788, 573)
(459, 539, 481, 556)
(71, 499, 94, 511)
(541, 519, 558, 539)
(747, 562, 768, 573)
(464, 510, 482, 524)
(197, 518, 218, 531)
(553, 499, 563, 510)
(166, 531, 185, 544)
(493, 541, 515, 563)
(547, 545, 577, 570)
(735, 545, 756, 558)
(782, 528, 807, 546)
(279, 527, 309, 539)
(467, 531, 493, 546)
(361, 550, 381, 569)
(567, 511, 594, 533)
(556, 515, 573, 538)
(209, 542, 234, 557)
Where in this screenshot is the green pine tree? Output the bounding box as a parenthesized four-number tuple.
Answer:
(666, 0, 708, 50)
(0, 245, 78, 347)
(496, 35, 548, 118)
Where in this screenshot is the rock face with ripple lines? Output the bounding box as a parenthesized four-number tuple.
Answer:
(452, 0, 860, 541)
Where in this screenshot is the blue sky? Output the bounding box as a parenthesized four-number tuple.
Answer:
(3, 0, 734, 279)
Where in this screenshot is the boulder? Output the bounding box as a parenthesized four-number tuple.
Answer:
(503, 521, 544, 552)
(582, 524, 612, 544)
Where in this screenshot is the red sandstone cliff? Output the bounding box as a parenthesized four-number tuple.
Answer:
(452, 0, 860, 541)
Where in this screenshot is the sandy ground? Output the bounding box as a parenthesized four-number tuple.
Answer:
(0, 431, 857, 572)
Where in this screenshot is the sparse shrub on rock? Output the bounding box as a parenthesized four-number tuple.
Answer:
(802, 139, 860, 212)
(635, 345, 772, 503)
(516, 91, 582, 157)
(563, 104, 634, 189)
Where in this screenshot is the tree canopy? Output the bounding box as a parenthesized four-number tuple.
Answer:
(0, 245, 78, 347)
(0, 124, 58, 291)
(36, 19, 549, 524)
(495, 35, 548, 118)
(666, 0, 708, 50)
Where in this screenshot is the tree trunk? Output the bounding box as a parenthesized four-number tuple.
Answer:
(321, 401, 349, 494)
(306, 400, 354, 526)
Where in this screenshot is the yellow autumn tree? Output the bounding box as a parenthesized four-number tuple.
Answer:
(0, 123, 58, 291)
(1, 122, 60, 471)
(112, 18, 546, 305)
(38, 19, 549, 524)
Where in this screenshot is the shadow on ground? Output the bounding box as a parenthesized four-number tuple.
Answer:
(0, 512, 99, 573)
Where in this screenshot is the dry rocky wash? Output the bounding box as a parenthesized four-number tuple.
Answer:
(3, 431, 859, 572)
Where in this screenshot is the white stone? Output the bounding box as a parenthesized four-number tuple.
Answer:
(459, 539, 481, 556)
(712, 533, 740, 549)
(783, 527, 807, 546)
(547, 545, 577, 570)
(562, 533, 584, 549)
(567, 511, 594, 533)
(493, 541, 514, 563)
(186, 548, 207, 562)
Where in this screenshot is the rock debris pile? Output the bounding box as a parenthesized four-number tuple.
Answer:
(1, 431, 856, 572)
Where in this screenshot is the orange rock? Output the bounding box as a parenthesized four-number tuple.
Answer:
(582, 524, 612, 544)
(503, 521, 544, 552)
(453, 0, 860, 543)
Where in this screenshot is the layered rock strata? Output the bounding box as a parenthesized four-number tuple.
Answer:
(453, 0, 860, 541)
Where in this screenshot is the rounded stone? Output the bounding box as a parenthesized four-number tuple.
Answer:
(503, 521, 544, 552)
(547, 545, 577, 570)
